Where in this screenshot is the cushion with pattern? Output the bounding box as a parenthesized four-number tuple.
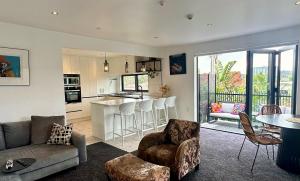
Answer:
(231, 103, 246, 115)
(211, 103, 222, 113)
(47, 123, 73, 145)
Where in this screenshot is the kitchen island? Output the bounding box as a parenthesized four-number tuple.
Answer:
(90, 97, 154, 141)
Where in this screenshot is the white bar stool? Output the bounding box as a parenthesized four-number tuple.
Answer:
(113, 102, 139, 146)
(153, 98, 167, 129)
(165, 96, 178, 121)
(136, 99, 155, 137)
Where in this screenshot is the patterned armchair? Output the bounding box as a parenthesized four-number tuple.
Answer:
(138, 119, 200, 180)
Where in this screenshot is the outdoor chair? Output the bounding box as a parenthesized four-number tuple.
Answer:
(238, 112, 282, 172)
(260, 105, 282, 135)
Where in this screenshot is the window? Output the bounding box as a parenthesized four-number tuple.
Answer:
(121, 74, 149, 92)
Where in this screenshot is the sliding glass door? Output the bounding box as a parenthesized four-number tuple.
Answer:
(196, 44, 298, 133)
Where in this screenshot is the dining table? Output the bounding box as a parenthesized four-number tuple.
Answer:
(256, 114, 300, 174)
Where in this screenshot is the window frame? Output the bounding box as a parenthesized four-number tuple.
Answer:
(121, 73, 149, 92)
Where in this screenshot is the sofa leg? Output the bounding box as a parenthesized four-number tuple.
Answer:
(195, 164, 200, 170)
(106, 174, 111, 181)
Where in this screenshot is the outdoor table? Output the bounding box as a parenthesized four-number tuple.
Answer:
(256, 114, 300, 173)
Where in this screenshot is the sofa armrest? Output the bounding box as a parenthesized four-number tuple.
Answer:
(71, 131, 87, 162)
(137, 132, 165, 158)
(175, 137, 200, 180)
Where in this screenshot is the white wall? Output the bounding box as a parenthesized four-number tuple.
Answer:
(161, 25, 300, 121)
(0, 21, 160, 122)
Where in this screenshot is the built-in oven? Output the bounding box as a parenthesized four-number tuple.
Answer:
(64, 74, 82, 104)
(64, 74, 80, 86)
(65, 86, 82, 103)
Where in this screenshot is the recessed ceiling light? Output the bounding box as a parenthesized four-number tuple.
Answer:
(51, 11, 59, 15)
(295, 1, 300, 5)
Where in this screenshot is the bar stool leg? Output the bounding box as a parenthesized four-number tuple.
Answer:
(113, 114, 115, 141)
(141, 111, 144, 137)
(174, 106, 178, 118)
(164, 108, 168, 124)
(155, 109, 158, 128)
(158, 109, 161, 126)
(120, 114, 124, 147)
(134, 114, 140, 139)
(152, 110, 157, 131)
(165, 107, 169, 123)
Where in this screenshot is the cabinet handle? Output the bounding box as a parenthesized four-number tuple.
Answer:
(66, 110, 82, 113)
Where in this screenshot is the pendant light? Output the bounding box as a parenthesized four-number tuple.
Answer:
(125, 56, 129, 73)
(104, 52, 109, 72)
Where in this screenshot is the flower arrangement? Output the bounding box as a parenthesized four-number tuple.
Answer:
(160, 84, 170, 97)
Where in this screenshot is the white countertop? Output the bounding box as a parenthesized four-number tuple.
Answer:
(91, 96, 158, 106)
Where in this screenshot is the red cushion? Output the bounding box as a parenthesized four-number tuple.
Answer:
(211, 103, 222, 113)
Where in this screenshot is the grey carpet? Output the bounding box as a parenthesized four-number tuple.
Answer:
(41, 128, 300, 181)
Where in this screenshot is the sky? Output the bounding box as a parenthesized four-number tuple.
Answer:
(197, 48, 295, 74)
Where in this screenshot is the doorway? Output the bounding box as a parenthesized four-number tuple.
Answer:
(196, 44, 298, 133)
(247, 45, 298, 118)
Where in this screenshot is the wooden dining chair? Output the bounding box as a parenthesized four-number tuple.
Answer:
(238, 112, 282, 172)
(261, 105, 282, 135)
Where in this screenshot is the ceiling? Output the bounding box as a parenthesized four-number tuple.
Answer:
(0, 0, 299, 47)
(62, 48, 130, 58)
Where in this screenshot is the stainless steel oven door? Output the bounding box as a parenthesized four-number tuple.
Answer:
(65, 90, 81, 103)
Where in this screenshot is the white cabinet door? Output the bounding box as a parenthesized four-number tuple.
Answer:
(63, 55, 71, 74)
(80, 57, 90, 97)
(70, 56, 80, 74)
(65, 103, 83, 121)
(89, 58, 98, 96)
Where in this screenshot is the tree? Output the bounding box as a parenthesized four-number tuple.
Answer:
(213, 56, 244, 93)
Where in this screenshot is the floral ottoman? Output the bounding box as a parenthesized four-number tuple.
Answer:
(105, 153, 170, 181)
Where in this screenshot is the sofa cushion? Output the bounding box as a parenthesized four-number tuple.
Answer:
(0, 125, 6, 151)
(165, 119, 199, 145)
(31, 116, 65, 145)
(221, 103, 235, 113)
(0, 144, 78, 175)
(231, 103, 246, 115)
(211, 103, 222, 113)
(47, 123, 73, 145)
(144, 144, 178, 169)
(210, 112, 240, 120)
(2, 121, 31, 149)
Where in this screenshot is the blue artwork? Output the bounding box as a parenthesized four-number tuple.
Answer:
(169, 53, 186, 75)
(0, 55, 21, 77)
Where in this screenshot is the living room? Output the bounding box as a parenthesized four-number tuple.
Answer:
(1, 0, 300, 181)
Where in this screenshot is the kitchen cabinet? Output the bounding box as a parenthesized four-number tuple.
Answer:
(63, 55, 80, 74)
(79, 57, 98, 97)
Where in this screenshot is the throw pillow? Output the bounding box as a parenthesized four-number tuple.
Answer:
(47, 123, 73, 145)
(31, 116, 65, 144)
(231, 103, 246, 115)
(211, 103, 222, 113)
(2, 121, 31, 149)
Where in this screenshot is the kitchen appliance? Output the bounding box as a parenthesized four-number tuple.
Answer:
(64, 74, 80, 86)
(64, 74, 81, 103)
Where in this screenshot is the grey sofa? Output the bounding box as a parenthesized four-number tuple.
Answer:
(0, 116, 87, 181)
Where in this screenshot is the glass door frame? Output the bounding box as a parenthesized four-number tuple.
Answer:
(246, 45, 298, 117)
(197, 44, 298, 123)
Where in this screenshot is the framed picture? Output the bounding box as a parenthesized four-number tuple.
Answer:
(0, 47, 30, 86)
(169, 53, 186, 75)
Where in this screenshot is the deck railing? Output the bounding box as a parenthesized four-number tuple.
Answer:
(212, 92, 292, 113)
